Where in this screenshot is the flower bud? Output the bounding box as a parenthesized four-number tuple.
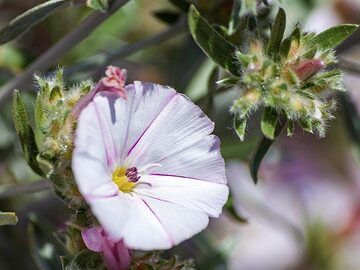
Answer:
(70, 66, 127, 119)
(292, 59, 325, 81)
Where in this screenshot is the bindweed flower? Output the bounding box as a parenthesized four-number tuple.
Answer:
(82, 227, 132, 270)
(72, 80, 229, 250)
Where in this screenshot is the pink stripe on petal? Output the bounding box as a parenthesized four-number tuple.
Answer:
(93, 101, 118, 168)
(141, 199, 175, 246)
(126, 93, 176, 157)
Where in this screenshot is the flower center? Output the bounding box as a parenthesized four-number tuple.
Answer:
(112, 167, 139, 193)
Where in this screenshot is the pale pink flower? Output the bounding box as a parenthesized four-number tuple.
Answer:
(71, 66, 127, 119)
(72, 81, 229, 250)
(81, 227, 131, 270)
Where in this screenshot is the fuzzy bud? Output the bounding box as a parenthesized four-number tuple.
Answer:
(292, 59, 325, 81)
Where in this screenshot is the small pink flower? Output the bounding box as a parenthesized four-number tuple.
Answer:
(71, 67, 127, 119)
(292, 59, 325, 81)
(101, 66, 127, 98)
(81, 227, 131, 270)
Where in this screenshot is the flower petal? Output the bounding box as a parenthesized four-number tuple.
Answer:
(81, 227, 104, 252)
(120, 82, 176, 160)
(124, 88, 221, 182)
(72, 151, 114, 196)
(136, 174, 229, 217)
(146, 135, 226, 184)
(137, 196, 209, 249)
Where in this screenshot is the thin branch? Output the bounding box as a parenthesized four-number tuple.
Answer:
(0, 180, 51, 199)
(0, 0, 130, 108)
(65, 20, 187, 78)
(93, 19, 188, 78)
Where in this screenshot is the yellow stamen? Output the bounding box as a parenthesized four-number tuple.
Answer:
(112, 167, 135, 193)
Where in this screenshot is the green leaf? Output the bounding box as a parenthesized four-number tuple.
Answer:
(228, 0, 242, 35)
(0, 0, 69, 45)
(86, 0, 109, 12)
(12, 90, 44, 176)
(64, 250, 104, 270)
(280, 26, 300, 57)
(188, 5, 242, 76)
(287, 121, 295, 137)
(0, 211, 18, 226)
(266, 8, 286, 57)
(153, 10, 180, 25)
(216, 76, 239, 87)
(261, 107, 278, 139)
(234, 115, 247, 141)
(313, 24, 359, 50)
(49, 86, 63, 103)
(299, 118, 313, 133)
(250, 116, 285, 183)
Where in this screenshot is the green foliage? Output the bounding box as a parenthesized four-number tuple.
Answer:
(62, 250, 104, 270)
(266, 8, 286, 58)
(0, 211, 18, 226)
(131, 252, 196, 270)
(234, 116, 247, 141)
(228, 0, 242, 35)
(188, 5, 242, 77)
(12, 90, 44, 176)
(260, 107, 278, 139)
(250, 120, 284, 184)
(313, 24, 359, 50)
(0, 0, 70, 45)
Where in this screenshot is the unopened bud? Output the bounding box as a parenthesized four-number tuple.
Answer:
(70, 66, 128, 119)
(292, 59, 325, 81)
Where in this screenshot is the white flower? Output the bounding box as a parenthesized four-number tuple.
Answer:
(72, 81, 228, 251)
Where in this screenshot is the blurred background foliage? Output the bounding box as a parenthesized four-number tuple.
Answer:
(0, 0, 359, 269)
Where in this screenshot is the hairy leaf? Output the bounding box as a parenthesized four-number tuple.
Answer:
(266, 8, 286, 57)
(234, 116, 247, 141)
(250, 116, 285, 183)
(313, 24, 359, 50)
(0, 212, 18, 226)
(261, 107, 278, 139)
(0, 0, 69, 45)
(228, 0, 242, 35)
(12, 90, 44, 176)
(188, 5, 241, 76)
